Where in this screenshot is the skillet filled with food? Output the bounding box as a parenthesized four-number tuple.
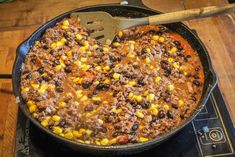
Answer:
(13, 5, 217, 155)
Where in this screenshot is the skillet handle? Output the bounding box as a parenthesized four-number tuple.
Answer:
(148, 4, 235, 25)
(0, 74, 12, 79)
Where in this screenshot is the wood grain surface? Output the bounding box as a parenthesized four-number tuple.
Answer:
(0, 0, 234, 156)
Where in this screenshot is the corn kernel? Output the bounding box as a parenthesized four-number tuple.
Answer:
(173, 62, 180, 69)
(35, 41, 40, 45)
(183, 71, 188, 76)
(77, 140, 85, 143)
(136, 111, 144, 119)
(73, 77, 83, 84)
(81, 64, 90, 71)
(95, 141, 101, 145)
(145, 48, 151, 53)
(72, 130, 82, 138)
(113, 73, 120, 80)
(21, 87, 29, 93)
(159, 37, 165, 43)
(144, 91, 149, 96)
(146, 93, 155, 101)
(80, 57, 87, 62)
(93, 44, 98, 49)
(139, 125, 144, 129)
(95, 66, 101, 71)
(55, 64, 62, 71)
(53, 126, 63, 134)
(52, 115, 61, 121)
(76, 34, 83, 40)
(94, 81, 100, 85)
(59, 133, 64, 137)
(86, 51, 92, 55)
(128, 53, 136, 58)
(167, 57, 174, 63)
(118, 31, 123, 37)
(117, 108, 122, 113)
(169, 47, 177, 54)
(64, 132, 73, 139)
(74, 101, 79, 107)
(85, 140, 90, 144)
(86, 129, 93, 136)
(145, 57, 151, 64)
(31, 84, 39, 89)
(152, 108, 159, 116)
(103, 47, 109, 52)
(163, 104, 170, 110)
(134, 95, 142, 102)
(103, 66, 110, 71)
(150, 65, 154, 69)
(67, 31, 71, 35)
(128, 40, 135, 44)
(128, 81, 136, 86)
(178, 99, 184, 107)
(133, 61, 138, 65)
(61, 55, 67, 61)
(56, 41, 63, 47)
(128, 92, 134, 98)
(61, 37, 67, 43)
(41, 120, 48, 127)
(29, 105, 37, 113)
(79, 46, 86, 53)
(78, 128, 86, 134)
(58, 101, 66, 108)
(168, 84, 174, 91)
(92, 96, 101, 101)
(98, 119, 104, 125)
(110, 138, 117, 145)
(130, 44, 135, 50)
(101, 138, 109, 145)
(32, 113, 38, 117)
(83, 41, 89, 46)
(102, 100, 108, 104)
(152, 35, 159, 41)
(154, 76, 162, 83)
(104, 78, 110, 84)
(50, 42, 57, 49)
(49, 84, 55, 89)
(27, 100, 35, 107)
(62, 20, 69, 26)
(80, 95, 88, 101)
(113, 42, 120, 47)
(62, 25, 68, 30)
(139, 137, 149, 142)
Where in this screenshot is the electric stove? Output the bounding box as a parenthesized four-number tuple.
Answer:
(14, 85, 235, 157)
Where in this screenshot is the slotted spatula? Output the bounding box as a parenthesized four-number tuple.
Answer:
(71, 4, 235, 44)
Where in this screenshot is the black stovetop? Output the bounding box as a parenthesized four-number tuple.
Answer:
(14, 85, 235, 157)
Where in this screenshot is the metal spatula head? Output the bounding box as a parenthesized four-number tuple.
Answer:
(71, 12, 119, 44)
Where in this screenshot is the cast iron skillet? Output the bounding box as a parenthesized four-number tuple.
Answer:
(12, 4, 217, 156)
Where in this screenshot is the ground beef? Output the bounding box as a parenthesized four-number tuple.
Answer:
(20, 17, 204, 146)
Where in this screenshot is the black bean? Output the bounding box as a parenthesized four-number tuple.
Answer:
(137, 77, 146, 86)
(177, 53, 185, 57)
(191, 95, 197, 102)
(193, 80, 201, 86)
(167, 111, 174, 119)
(141, 101, 150, 109)
(140, 48, 148, 55)
(186, 55, 191, 58)
(42, 45, 49, 50)
(75, 39, 84, 46)
(129, 100, 137, 107)
(82, 81, 91, 89)
(164, 97, 171, 102)
(180, 114, 185, 119)
(56, 87, 64, 93)
(96, 83, 109, 91)
(158, 110, 166, 119)
(25, 73, 32, 80)
(113, 35, 121, 42)
(84, 106, 93, 112)
(63, 32, 69, 39)
(59, 119, 66, 127)
(195, 66, 201, 72)
(40, 38, 46, 43)
(151, 116, 158, 122)
(109, 55, 118, 62)
(55, 81, 61, 86)
(177, 45, 183, 51)
(112, 131, 123, 137)
(65, 41, 70, 46)
(42, 76, 50, 82)
(37, 67, 45, 74)
(64, 66, 72, 73)
(131, 124, 139, 131)
(50, 50, 54, 55)
(172, 103, 179, 109)
(96, 47, 103, 52)
(173, 40, 180, 46)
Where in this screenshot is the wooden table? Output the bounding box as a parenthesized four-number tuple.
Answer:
(0, 0, 234, 156)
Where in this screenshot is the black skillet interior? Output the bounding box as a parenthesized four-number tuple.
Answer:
(12, 5, 217, 156)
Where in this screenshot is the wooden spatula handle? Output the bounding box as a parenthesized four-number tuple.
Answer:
(148, 4, 235, 25)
